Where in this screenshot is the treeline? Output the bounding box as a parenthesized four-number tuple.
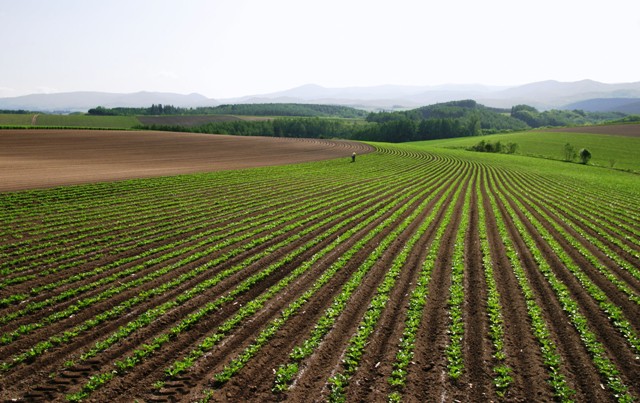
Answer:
(355, 100, 529, 142)
(135, 100, 601, 143)
(110, 99, 636, 143)
(88, 103, 368, 119)
(137, 117, 365, 139)
(510, 105, 625, 127)
(0, 109, 33, 114)
(468, 140, 519, 154)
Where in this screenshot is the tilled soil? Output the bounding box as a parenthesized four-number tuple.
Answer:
(0, 130, 374, 192)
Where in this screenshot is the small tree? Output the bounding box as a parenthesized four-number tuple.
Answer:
(579, 148, 592, 164)
(505, 142, 519, 154)
(564, 143, 577, 161)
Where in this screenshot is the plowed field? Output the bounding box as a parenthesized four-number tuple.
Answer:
(0, 130, 373, 191)
(0, 137, 638, 402)
(541, 123, 640, 137)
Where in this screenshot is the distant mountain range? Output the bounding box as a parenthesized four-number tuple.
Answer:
(1, 80, 639, 113)
(0, 91, 217, 113)
(563, 98, 640, 114)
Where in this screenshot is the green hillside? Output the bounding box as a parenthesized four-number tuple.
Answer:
(424, 130, 640, 173)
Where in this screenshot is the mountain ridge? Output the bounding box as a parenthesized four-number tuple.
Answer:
(1, 80, 639, 112)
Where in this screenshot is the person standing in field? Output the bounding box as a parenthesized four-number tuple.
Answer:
(351, 152, 356, 163)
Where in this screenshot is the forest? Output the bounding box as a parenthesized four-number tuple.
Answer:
(88, 103, 368, 119)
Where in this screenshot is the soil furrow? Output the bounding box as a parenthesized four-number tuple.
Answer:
(489, 171, 616, 402)
(93, 165, 448, 402)
(480, 176, 554, 401)
(400, 165, 470, 402)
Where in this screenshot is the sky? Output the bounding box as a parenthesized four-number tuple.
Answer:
(1, 0, 639, 99)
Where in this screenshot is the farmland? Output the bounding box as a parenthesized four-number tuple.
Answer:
(0, 130, 373, 192)
(0, 132, 639, 402)
(425, 123, 640, 173)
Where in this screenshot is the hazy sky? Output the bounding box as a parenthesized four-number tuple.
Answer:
(2, 0, 639, 99)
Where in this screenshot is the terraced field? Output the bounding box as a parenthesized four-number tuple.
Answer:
(0, 141, 638, 402)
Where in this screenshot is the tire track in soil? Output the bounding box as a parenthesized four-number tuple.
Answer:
(93, 170, 446, 402)
(196, 166, 470, 403)
(397, 164, 470, 402)
(480, 176, 554, 402)
(488, 170, 613, 402)
(0, 179, 399, 399)
(496, 175, 640, 397)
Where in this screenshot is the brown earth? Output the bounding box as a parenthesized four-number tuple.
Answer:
(0, 129, 374, 192)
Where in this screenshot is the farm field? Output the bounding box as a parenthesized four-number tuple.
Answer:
(0, 135, 639, 402)
(0, 114, 140, 129)
(0, 113, 267, 130)
(0, 130, 372, 192)
(425, 123, 640, 173)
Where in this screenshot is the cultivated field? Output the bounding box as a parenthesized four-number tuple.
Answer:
(426, 123, 640, 173)
(0, 134, 639, 402)
(0, 130, 372, 191)
(545, 123, 640, 137)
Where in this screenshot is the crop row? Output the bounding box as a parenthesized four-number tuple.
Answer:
(0, 141, 638, 402)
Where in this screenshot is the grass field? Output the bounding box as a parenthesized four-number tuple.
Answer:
(425, 128, 640, 173)
(0, 133, 638, 402)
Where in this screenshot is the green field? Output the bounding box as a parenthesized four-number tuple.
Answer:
(424, 130, 640, 173)
(1, 140, 639, 401)
(1, 136, 639, 401)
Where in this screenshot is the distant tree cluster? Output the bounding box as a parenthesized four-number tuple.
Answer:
(88, 103, 367, 119)
(564, 143, 592, 164)
(468, 140, 519, 154)
(616, 115, 640, 123)
(353, 100, 527, 142)
(0, 109, 32, 114)
(95, 99, 636, 143)
(510, 105, 624, 128)
(138, 117, 363, 139)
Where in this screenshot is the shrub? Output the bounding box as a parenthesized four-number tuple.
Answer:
(564, 143, 577, 162)
(579, 148, 592, 164)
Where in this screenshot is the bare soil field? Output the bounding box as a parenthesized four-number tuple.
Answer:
(542, 123, 640, 137)
(0, 130, 373, 192)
